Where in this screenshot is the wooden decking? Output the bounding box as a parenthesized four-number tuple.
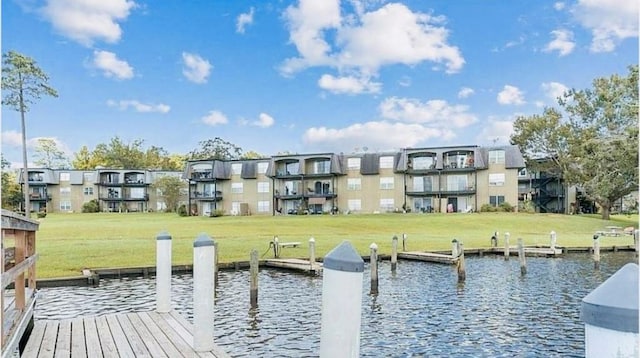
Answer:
(398, 251, 458, 264)
(22, 311, 230, 358)
(264, 258, 322, 274)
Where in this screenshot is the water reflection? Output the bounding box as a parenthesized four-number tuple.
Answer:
(35, 253, 636, 357)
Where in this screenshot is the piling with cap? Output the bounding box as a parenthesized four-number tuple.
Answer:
(193, 233, 215, 352)
(156, 231, 172, 313)
(634, 229, 639, 259)
(550, 231, 557, 250)
(517, 238, 526, 275)
(451, 239, 459, 258)
(491, 231, 498, 248)
(402, 233, 407, 251)
(273, 236, 281, 258)
(250, 249, 259, 308)
(370, 243, 379, 295)
(457, 241, 466, 283)
(391, 236, 398, 272)
(319, 241, 364, 358)
(593, 235, 600, 270)
(309, 237, 316, 271)
(581, 263, 639, 358)
(504, 232, 510, 261)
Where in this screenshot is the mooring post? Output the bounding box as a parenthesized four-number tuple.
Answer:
(517, 238, 526, 275)
(593, 235, 600, 270)
(581, 263, 639, 357)
(504, 232, 510, 261)
(309, 237, 316, 271)
(402, 233, 407, 251)
(634, 229, 639, 259)
(250, 249, 259, 308)
(193, 233, 215, 352)
(213, 241, 219, 288)
(370, 243, 379, 295)
(457, 241, 466, 283)
(451, 239, 459, 258)
(391, 236, 398, 272)
(156, 231, 172, 313)
(550, 230, 557, 250)
(273, 236, 280, 258)
(319, 241, 364, 358)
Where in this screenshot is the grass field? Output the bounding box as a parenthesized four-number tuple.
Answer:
(16, 211, 639, 278)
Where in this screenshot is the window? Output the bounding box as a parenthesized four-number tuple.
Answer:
(379, 156, 394, 169)
(489, 150, 505, 164)
(231, 183, 243, 193)
(257, 182, 270, 193)
(489, 173, 505, 186)
(60, 187, 71, 194)
(130, 188, 145, 199)
(83, 172, 94, 182)
(257, 162, 269, 174)
(314, 160, 330, 174)
(348, 199, 361, 211)
(60, 172, 70, 181)
(257, 201, 270, 213)
(380, 198, 394, 211)
(490, 195, 505, 207)
(347, 178, 361, 191)
(412, 156, 435, 170)
(231, 163, 242, 175)
(83, 187, 94, 195)
(447, 175, 468, 191)
(380, 177, 394, 190)
(60, 200, 71, 211)
(413, 197, 432, 212)
(518, 168, 527, 177)
(347, 158, 361, 170)
(413, 177, 433, 192)
(232, 202, 241, 213)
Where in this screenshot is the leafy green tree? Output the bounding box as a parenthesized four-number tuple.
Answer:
(73, 137, 183, 170)
(2, 50, 58, 216)
(1, 156, 22, 210)
(33, 138, 70, 168)
(241, 150, 265, 159)
(187, 137, 243, 160)
(152, 175, 186, 212)
(72, 145, 100, 170)
(511, 65, 639, 219)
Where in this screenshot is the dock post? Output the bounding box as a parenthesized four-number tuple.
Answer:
(451, 239, 459, 258)
(517, 238, 526, 275)
(634, 230, 639, 259)
(156, 231, 172, 313)
(273, 236, 280, 258)
(457, 241, 466, 283)
(309, 237, 316, 271)
(214, 241, 219, 288)
(550, 231, 557, 250)
(491, 231, 498, 248)
(504, 232, 510, 260)
(250, 249, 258, 308)
(402, 233, 407, 251)
(391, 236, 398, 272)
(193, 233, 215, 352)
(370, 243, 379, 295)
(593, 235, 600, 270)
(320, 241, 364, 358)
(581, 263, 639, 357)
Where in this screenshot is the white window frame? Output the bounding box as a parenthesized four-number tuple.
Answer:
(60, 187, 71, 194)
(347, 158, 361, 170)
(83, 187, 93, 195)
(489, 150, 506, 164)
(231, 182, 243, 193)
(257, 181, 270, 193)
(257, 200, 270, 212)
(60, 200, 71, 211)
(490, 195, 505, 207)
(60, 172, 70, 181)
(257, 162, 269, 174)
(379, 156, 394, 169)
(348, 199, 361, 211)
(379, 177, 394, 190)
(489, 173, 505, 186)
(347, 178, 361, 191)
(231, 163, 242, 175)
(380, 198, 394, 211)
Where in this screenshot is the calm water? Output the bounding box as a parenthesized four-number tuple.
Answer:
(35, 252, 636, 357)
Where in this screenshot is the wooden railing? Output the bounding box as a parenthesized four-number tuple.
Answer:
(1, 209, 39, 357)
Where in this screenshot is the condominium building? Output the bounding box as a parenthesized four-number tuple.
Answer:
(17, 145, 525, 215)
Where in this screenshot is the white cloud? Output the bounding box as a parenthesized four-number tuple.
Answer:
(475, 117, 515, 146)
(254, 113, 275, 128)
(41, 0, 136, 46)
(236, 7, 255, 34)
(281, 1, 464, 78)
(201, 110, 228, 126)
(92, 50, 134, 80)
(457, 87, 475, 99)
(554, 2, 565, 10)
(497, 85, 525, 105)
(573, 0, 638, 52)
(379, 97, 477, 128)
(541, 81, 568, 102)
(1, 131, 70, 153)
(303, 121, 454, 152)
(544, 29, 575, 56)
(107, 99, 170, 113)
(2, 130, 27, 148)
(318, 74, 381, 94)
(182, 52, 212, 84)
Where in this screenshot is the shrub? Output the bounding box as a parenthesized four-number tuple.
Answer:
(81, 199, 100, 213)
(499, 202, 514, 212)
(209, 209, 225, 217)
(177, 204, 188, 217)
(480, 204, 497, 212)
(37, 211, 47, 218)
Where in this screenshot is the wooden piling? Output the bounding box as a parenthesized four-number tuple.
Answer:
(250, 249, 258, 308)
(517, 238, 526, 275)
(593, 235, 600, 270)
(402, 233, 407, 251)
(193, 234, 215, 352)
(491, 231, 498, 248)
(309, 237, 316, 270)
(273, 236, 280, 258)
(370, 243, 379, 294)
(635, 229, 639, 259)
(451, 239, 459, 258)
(550, 231, 557, 250)
(457, 241, 466, 283)
(391, 236, 398, 272)
(504, 232, 510, 260)
(214, 241, 219, 288)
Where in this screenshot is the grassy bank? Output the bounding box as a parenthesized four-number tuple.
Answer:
(24, 212, 638, 278)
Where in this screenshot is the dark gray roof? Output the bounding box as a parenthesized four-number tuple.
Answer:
(360, 153, 380, 175)
(241, 162, 257, 179)
(477, 145, 525, 169)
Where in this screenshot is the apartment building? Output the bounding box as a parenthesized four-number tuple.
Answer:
(18, 145, 525, 215)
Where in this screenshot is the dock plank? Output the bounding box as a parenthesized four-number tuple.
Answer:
(146, 311, 194, 355)
(21, 319, 46, 357)
(84, 317, 104, 358)
(39, 321, 58, 358)
(169, 311, 231, 358)
(398, 252, 457, 264)
(55, 320, 72, 357)
(137, 311, 185, 358)
(115, 313, 151, 357)
(126, 312, 168, 358)
(264, 258, 322, 274)
(71, 318, 87, 358)
(94, 316, 118, 358)
(105, 314, 135, 357)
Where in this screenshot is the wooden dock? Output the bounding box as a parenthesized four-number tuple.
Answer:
(22, 310, 230, 358)
(397, 251, 457, 264)
(264, 258, 322, 274)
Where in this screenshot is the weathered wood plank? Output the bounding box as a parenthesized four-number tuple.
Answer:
(146, 311, 193, 355)
(115, 313, 151, 357)
(94, 315, 118, 358)
(169, 311, 230, 358)
(1, 254, 39, 289)
(83, 317, 103, 358)
(126, 313, 168, 357)
(398, 252, 456, 264)
(137, 311, 185, 358)
(71, 318, 87, 358)
(55, 319, 72, 358)
(38, 321, 59, 358)
(20, 320, 46, 357)
(105, 314, 134, 357)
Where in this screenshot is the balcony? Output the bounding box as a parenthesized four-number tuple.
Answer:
(440, 186, 476, 196)
(443, 151, 475, 172)
(124, 176, 145, 185)
(29, 192, 51, 201)
(407, 154, 438, 173)
(191, 191, 223, 201)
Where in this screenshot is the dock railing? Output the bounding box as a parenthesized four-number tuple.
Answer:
(1, 209, 39, 357)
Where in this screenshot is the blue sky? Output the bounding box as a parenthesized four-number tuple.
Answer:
(2, 0, 638, 167)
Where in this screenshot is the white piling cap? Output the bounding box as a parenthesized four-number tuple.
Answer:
(323, 241, 364, 273)
(156, 231, 172, 240)
(309, 237, 315, 242)
(369, 243, 378, 250)
(193, 233, 214, 247)
(581, 263, 639, 333)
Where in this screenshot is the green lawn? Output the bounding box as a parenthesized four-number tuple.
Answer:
(24, 212, 639, 278)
